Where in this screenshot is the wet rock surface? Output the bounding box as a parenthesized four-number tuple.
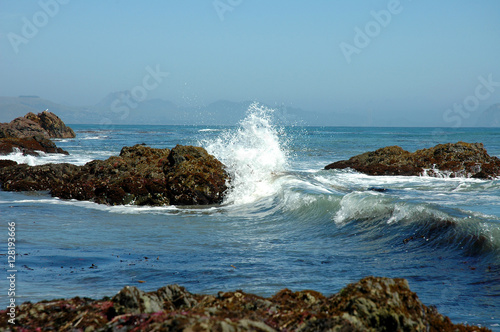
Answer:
(0, 135, 69, 156)
(325, 142, 500, 179)
(0, 277, 490, 331)
(51, 144, 173, 206)
(0, 111, 74, 155)
(0, 163, 80, 191)
(0, 144, 229, 206)
(164, 145, 229, 205)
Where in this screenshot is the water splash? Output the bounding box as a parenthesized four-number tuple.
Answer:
(0, 147, 94, 166)
(203, 103, 288, 205)
(0, 148, 63, 166)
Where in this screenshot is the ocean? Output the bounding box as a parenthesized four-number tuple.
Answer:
(1, 104, 499, 330)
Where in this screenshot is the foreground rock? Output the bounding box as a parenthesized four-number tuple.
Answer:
(325, 142, 500, 179)
(0, 277, 490, 331)
(0, 144, 228, 206)
(0, 111, 74, 155)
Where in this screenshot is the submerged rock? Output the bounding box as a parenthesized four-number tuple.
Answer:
(0, 144, 229, 206)
(0, 276, 490, 331)
(325, 142, 500, 179)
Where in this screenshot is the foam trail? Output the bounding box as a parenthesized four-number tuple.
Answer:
(0, 148, 40, 166)
(0, 148, 70, 166)
(203, 103, 288, 205)
(0, 148, 95, 166)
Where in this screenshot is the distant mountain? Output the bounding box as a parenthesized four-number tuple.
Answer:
(476, 103, 500, 127)
(0, 94, 412, 126)
(0, 93, 317, 126)
(0, 95, 291, 125)
(0, 96, 84, 123)
(87, 91, 183, 125)
(88, 92, 311, 125)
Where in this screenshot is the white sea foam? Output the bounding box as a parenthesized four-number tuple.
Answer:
(0, 149, 97, 166)
(0, 148, 40, 166)
(0, 196, 180, 215)
(0, 148, 72, 166)
(198, 128, 221, 132)
(202, 103, 289, 205)
(81, 135, 109, 140)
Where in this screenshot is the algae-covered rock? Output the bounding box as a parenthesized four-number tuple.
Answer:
(0, 144, 229, 206)
(112, 284, 197, 315)
(165, 145, 229, 205)
(0, 277, 491, 331)
(0, 163, 79, 191)
(51, 144, 172, 205)
(325, 142, 500, 179)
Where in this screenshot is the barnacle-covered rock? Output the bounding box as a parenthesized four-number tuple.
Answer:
(0, 277, 491, 331)
(0, 144, 229, 206)
(325, 142, 500, 179)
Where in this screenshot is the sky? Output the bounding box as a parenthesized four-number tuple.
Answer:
(1, 0, 500, 126)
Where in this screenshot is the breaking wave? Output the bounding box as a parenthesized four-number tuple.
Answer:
(200, 103, 500, 261)
(203, 102, 289, 205)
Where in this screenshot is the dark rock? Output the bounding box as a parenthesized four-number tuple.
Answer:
(325, 145, 423, 176)
(368, 187, 387, 192)
(0, 117, 47, 139)
(0, 135, 69, 156)
(325, 142, 500, 179)
(0, 110, 75, 139)
(25, 110, 76, 138)
(0, 277, 490, 331)
(165, 145, 229, 205)
(0, 144, 229, 206)
(52, 144, 172, 205)
(329, 277, 431, 331)
(0, 163, 79, 191)
(112, 284, 197, 315)
(0, 111, 74, 156)
(0, 160, 17, 168)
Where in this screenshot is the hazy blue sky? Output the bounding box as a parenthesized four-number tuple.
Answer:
(1, 0, 499, 125)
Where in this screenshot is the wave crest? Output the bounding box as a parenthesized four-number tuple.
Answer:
(203, 103, 288, 205)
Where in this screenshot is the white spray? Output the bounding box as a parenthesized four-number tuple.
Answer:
(203, 103, 288, 205)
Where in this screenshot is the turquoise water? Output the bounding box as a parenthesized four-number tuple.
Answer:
(1, 106, 499, 329)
